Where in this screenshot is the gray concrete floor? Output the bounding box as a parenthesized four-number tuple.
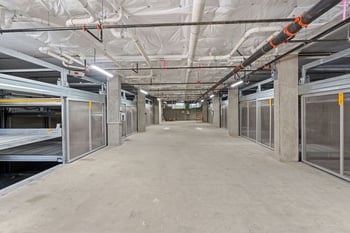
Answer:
(1, 121, 350, 233)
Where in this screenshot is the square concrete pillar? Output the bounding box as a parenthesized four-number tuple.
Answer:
(137, 89, 146, 132)
(153, 98, 160, 125)
(107, 77, 121, 146)
(228, 88, 239, 137)
(213, 96, 220, 128)
(202, 101, 208, 122)
(274, 54, 299, 161)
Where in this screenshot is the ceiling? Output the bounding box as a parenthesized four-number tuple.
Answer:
(0, 0, 347, 101)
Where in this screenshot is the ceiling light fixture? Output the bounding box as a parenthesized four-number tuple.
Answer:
(140, 89, 148, 95)
(231, 80, 243, 88)
(209, 94, 215, 98)
(90, 65, 113, 78)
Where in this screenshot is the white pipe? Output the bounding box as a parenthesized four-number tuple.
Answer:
(187, 0, 206, 66)
(184, 0, 205, 98)
(63, 61, 86, 70)
(60, 52, 85, 66)
(39, 47, 71, 64)
(39, 47, 86, 70)
(66, 15, 94, 27)
(66, 0, 95, 26)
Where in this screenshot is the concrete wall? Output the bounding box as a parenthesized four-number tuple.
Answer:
(202, 101, 208, 122)
(163, 108, 198, 121)
(274, 54, 299, 161)
(228, 88, 239, 137)
(153, 99, 160, 125)
(137, 90, 146, 132)
(212, 96, 220, 127)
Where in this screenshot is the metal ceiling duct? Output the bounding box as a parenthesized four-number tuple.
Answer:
(202, 0, 343, 97)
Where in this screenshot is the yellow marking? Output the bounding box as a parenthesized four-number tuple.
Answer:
(47, 129, 52, 133)
(0, 99, 61, 103)
(269, 98, 273, 106)
(339, 92, 344, 106)
(89, 101, 93, 110)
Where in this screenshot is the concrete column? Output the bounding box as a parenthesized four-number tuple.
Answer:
(274, 54, 299, 161)
(213, 96, 220, 128)
(159, 99, 162, 124)
(153, 98, 160, 125)
(107, 77, 121, 146)
(202, 101, 208, 122)
(228, 88, 239, 137)
(137, 89, 146, 132)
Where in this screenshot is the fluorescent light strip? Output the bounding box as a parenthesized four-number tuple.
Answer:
(90, 65, 113, 78)
(140, 89, 148, 95)
(231, 80, 243, 88)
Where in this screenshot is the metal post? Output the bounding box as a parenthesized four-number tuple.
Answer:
(88, 101, 92, 151)
(340, 103, 344, 176)
(269, 100, 272, 147)
(61, 97, 68, 163)
(256, 100, 261, 143)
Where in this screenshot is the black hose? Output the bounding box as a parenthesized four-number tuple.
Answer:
(202, 0, 342, 97)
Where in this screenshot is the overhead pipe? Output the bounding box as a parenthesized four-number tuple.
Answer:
(184, 0, 206, 98)
(66, 0, 95, 26)
(39, 47, 86, 71)
(202, 0, 343, 98)
(0, 18, 295, 34)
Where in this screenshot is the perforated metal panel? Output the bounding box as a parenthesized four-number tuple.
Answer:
(240, 102, 248, 137)
(91, 102, 105, 150)
(68, 100, 90, 161)
(304, 94, 340, 173)
(221, 105, 227, 129)
(248, 101, 256, 140)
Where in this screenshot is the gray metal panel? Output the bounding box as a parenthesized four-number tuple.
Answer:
(68, 100, 90, 161)
(299, 74, 350, 96)
(91, 102, 106, 149)
(303, 94, 340, 174)
(0, 128, 62, 150)
(0, 73, 105, 103)
(239, 89, 274, 102)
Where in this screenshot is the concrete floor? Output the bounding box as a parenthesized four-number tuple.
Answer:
(1, 121, 350, 233)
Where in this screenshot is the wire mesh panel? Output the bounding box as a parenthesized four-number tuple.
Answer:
(304, 94, 340, 174)
(208, 103, 214, 124)
(240, 102, 248, 137)
(145, 104, 153, 126)
(221, 105, 227, 129)
(271, 103, 274, 148)
(248, 101, 256, 140)
(344, 94, 350, 177)
(91, 102, 105, 150)
(68, 100, 90, 161)
(259, 99, 270, 146)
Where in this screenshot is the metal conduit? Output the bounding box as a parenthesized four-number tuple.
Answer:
(202, 0, 342, 97)
(0, 18, 293, 33)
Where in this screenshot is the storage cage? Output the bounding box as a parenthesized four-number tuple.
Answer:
(120, 90, 137, 137)
(239, 79, 274, 148)
(300, 74, 350, 180)
(220, 97, 228, 129)
(145, 98, 154, 127)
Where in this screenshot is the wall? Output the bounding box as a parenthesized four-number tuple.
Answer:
(163, 108, 199, 121)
